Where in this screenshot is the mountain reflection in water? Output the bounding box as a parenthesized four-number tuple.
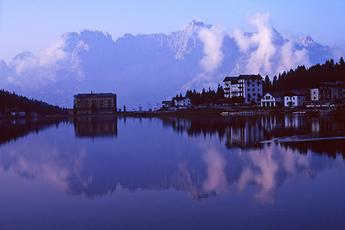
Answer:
(1, 115, 345, 229)
(0, 115, 344, 203)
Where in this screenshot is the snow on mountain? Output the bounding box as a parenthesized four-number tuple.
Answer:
(0, 19, 335, 108)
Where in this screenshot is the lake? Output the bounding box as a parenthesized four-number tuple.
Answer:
(1, 115, 345, 230)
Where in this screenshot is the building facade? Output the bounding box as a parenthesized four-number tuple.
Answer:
(223, 75, 263, 104)
(174, 97, 191, 108)
(310, 82, 345, 102)
(74, 93, 117, 115)
(284, 95, 305, 107)
(260, 93, 283, 107)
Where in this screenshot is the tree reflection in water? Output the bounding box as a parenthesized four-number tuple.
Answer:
(0, 115, 344, 204)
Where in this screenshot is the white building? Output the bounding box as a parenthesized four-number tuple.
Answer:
(310, 88, 320, 101)
(284, 94, 305, 107)
(174, 97, 191, 108)
(223, 75, 263, 104)
(260, 93, 283, 107)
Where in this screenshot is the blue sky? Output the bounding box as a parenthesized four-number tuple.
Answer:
(1, 0, 344, 61)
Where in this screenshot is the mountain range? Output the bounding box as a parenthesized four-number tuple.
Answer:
(0, 20, 334, 108)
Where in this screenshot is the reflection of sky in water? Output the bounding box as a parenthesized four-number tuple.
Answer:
(0, 117, 345, 229)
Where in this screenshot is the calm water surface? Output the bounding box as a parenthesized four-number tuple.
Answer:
(1, 115, 345, 230)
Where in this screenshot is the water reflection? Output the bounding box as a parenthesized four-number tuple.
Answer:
(0, 115, 344, 204)
(160, 115, 345, 152)
(73, 116, 118, 138)
(0, 118, 63, 145)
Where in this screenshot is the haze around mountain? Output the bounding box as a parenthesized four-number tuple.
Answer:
(0, 14, 335, 108)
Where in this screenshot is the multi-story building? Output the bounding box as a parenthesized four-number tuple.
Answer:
(74, 92, 117, 115)
(310, 82, 345, 102)
(223, 75, 263, 104)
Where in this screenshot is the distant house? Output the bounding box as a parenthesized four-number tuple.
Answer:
(284, 94, 305, 107)
(310, 82, 345, 102)
(223, 75, 263, 104)
(174, 97, 191, 108)
(162, 100, 174, 108)
(261, 93, 283, 107)
(74, 92, 117, 115)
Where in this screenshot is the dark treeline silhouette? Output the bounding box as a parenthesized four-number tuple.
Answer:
(281, 139, 345, 159)
(263, 57, 345, 93)
(0, 119, 65, 146)
(0, 89, 67, 115)
(173, 84, 225, 105)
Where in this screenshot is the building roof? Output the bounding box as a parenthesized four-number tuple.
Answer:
(317, 82, 345, 88)
(284, 92, 305, 97)
(174, 97, 190, 101)
(262, 92, 283, 99)
(74, 93, 116, 98)
(223, 75, 263, 82)
(223, 76, 238, 82)
(238, 74, 263, 80)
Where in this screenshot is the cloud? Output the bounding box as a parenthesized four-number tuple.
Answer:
(277, 41, 310, 73)
(233, 13, 276, 74)
(5, 35, 88, 91)
(233, 13, 310, 76)
(198, 26, 224, 73)
(202, 148, 228, 193)
(179, 26, 224, 92)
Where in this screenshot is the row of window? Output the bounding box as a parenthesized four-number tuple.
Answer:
(77, 99, 114, 108)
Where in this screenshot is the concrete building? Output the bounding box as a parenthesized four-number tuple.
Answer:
(284, 94, 305, 107)
(223, 75, 263, 104)
(74, 93, 117, 115)
(310, 82, 345, 102)
(260, 93, 283, 107)
(174, 97, 191, 108)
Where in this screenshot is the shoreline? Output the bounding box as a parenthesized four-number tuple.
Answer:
(2, 107, 345, 120)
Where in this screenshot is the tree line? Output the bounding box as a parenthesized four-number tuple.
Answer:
(172, 57, 345, 106)
(0, 90, 67, 115)
(264, 57, 345, 93)
(173, 85, 225, 105)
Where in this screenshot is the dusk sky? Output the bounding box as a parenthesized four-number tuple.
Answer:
(1, 0, 345, 61)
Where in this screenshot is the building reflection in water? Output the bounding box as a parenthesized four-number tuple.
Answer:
(1, 115, 345, 203)
(73, 116, 118, 138)
(160, 114, 345, 150)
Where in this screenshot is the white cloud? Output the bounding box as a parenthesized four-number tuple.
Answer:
(233, 13, 276, 74)
(277, 41, 310, 73)
(198, 25, 224, 73)
(233, 13, 310, 76)
(179, 26, 224, 92)
(5, 35, 88, 90)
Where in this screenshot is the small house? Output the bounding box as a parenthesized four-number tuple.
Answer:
(261, 93, 283, 108)
(284, 94, 305, 107)
(162, 100, 174, 108)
